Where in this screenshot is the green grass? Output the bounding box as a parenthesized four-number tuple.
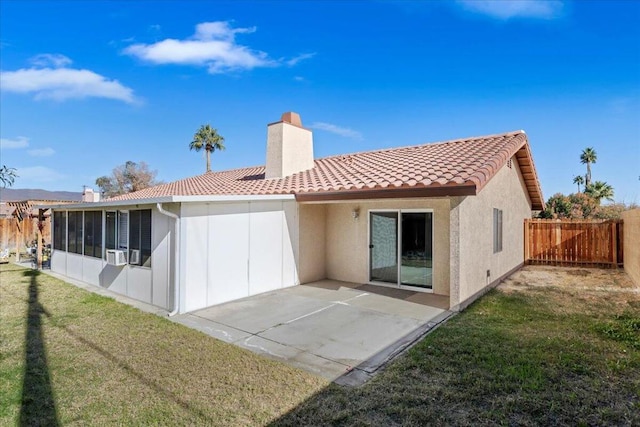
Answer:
(2, 264, 639, 426)
(274, 270, 640, 426)
(0, 264, 326, 426)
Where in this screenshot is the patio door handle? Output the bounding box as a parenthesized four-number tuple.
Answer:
(369, 244, 374, 249)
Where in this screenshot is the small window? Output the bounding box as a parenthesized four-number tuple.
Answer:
(129, 209, 152, 267)
(67, 211, 83, 255)
(105, 211, 117, 251)
(493, 208, 503, 253)
(53, 211, 67, 251)
(83, 211, 102, 258)
(118, 211, 129, 250)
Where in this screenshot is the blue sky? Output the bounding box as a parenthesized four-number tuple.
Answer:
(1, 0, 638, 202)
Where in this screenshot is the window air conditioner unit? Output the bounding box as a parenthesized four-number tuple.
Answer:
(129, 249, 140, 265)
(106, 249, 127, 266)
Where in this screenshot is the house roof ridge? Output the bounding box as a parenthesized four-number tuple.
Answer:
(314, 130, 526, 162)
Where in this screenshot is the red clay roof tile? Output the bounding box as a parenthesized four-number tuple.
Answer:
(108, 130, 544, 210)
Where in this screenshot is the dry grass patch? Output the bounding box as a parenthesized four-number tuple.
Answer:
(274, 266, 640, 426)
(0, 265, 326, 426)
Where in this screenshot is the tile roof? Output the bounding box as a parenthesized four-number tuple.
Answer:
(109, 130, 544, 210)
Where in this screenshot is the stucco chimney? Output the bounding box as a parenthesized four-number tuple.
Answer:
(82, 187, 101, 202)
(265, 112, 314, 179)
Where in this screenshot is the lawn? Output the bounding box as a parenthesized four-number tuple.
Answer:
(0, 264, 326, 426)
(274, 267, 640, 426)
(2, 264, 639, 426)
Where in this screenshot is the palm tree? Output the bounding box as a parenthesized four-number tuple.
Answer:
(580, 147, 597, 187)
(573, 175, 584, 193)
(585, 180, 614, 204)
(0, 165, 17, 188)
(190, 124, 225, 173)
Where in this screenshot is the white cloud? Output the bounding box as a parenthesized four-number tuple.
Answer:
(456, 0, 564, 20)
(30, 53, 73, 68)
(0, 65, 136, 103)
(294, 76, 305, 82)
(310, 122, 363, 141)
(124, 21, 312, 74)
(28, 147, 55, 157)
(286, 53, 316, 67)
(0, 136, 29, 149)
(124, 21, 272, 74)
(16, 166, 65, 183)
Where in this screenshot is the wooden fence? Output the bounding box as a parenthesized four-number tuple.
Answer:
(0, 217, 51, 253)
(525, 219, 623, 268)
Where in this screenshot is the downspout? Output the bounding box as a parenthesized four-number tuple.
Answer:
(157, 203, 180, 316)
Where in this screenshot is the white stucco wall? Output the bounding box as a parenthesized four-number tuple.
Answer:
(179, 200, 299, 313)
(50, 204, 173, 309)
(451, 157, 532, 308)
(324, 198, 451, 295)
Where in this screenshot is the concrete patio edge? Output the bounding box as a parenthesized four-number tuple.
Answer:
(334, 310, 456, 387)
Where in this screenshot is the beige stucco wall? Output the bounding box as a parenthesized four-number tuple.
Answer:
(265, 122, 314, 179)
(452, 157, 532, 307)
(622, 209, 640, 286)
(298, 204, 327, 283)
(323, 198, 451, 295)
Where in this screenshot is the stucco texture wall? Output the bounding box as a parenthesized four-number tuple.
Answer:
(452, 157, 532, 307)
(298, 204, 326, 283)
(622, 209, 640, 286)
(323, 198, 451, 295)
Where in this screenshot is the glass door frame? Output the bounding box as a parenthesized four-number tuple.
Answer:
(367, 208, 434, 293)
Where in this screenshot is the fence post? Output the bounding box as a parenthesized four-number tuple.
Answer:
(524, 219, 530, 263)
(611, 221, 617, 267)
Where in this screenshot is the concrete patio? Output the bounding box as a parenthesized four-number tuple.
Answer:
(30, 265, 453, 385)
(172, 280, 453, 385)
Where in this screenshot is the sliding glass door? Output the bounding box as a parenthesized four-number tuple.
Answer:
(369, 212, 399, 284)
(369, 210, 433, 291)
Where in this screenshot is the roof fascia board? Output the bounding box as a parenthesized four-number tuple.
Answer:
(39, 194, 296, 210)
(295, 184, 477, 202)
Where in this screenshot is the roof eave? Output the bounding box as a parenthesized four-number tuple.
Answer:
(295, 184, 477, 202)
(38, 194, 296, 210)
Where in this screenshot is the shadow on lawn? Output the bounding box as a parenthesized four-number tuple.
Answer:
(20, 269, 60, 426)
(16, 269, 215, 424)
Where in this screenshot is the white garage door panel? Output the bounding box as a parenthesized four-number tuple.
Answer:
(249, 205, 284, 295)
(208, 203, 250, 305)
(184, 203, 209, 312)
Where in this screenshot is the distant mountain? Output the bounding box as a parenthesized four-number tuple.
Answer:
(0, 188, 83, 202)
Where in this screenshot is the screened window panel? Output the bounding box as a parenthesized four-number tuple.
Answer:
(140, 210, 152, 267)
(92, 211, 102, 258)
(105, 212, 116, 251)
(127, 209, 151, 267)
(84, 212, 94, 257)
(118, 211, 129, 250)
(129, 210, 141, 263)
(67, 211, 83, 254)
(53, 211, 67, 251)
